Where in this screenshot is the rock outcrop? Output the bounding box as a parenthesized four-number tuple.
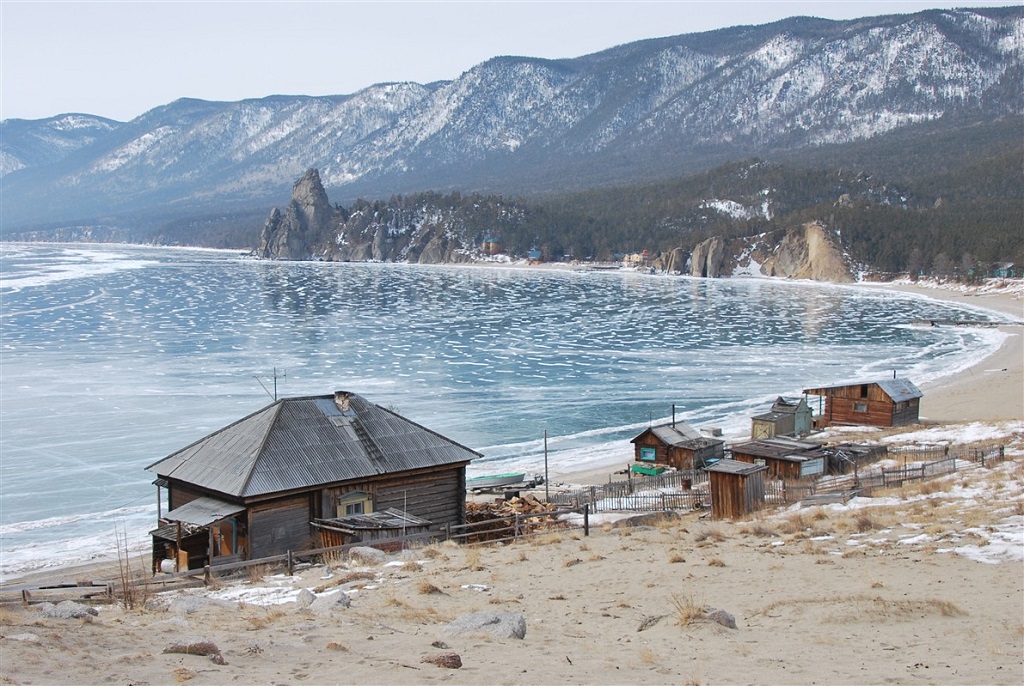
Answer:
(690, 236, 728, 278)
(760, 222, 853, 282)
(257, 169, 333, 259)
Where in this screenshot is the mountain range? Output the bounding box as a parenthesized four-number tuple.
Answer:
(1, 6, 1021, 234)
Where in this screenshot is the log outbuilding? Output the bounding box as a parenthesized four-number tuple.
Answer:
(803, 378, 922, 428)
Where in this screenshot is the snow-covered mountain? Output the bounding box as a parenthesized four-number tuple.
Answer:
(1, 7, 1020, 228)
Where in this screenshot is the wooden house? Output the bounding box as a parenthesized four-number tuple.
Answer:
(482, 237, 504, 255)
(706, 459, 767, 519)
(729, 437, 826, 481)
(750, 396, 813, 439)
(630, 422, 725, 471)
(146, 391, 480, 572)
(803, 378, 922, 428)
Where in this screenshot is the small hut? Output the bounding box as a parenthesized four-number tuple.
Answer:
(312, 508, 432, 549)
(803, 378, 922, 428)
(706, 459, 767, 519)
(630, 422, 725, 472)
(751, 396, 812, 439)
(730, 437, 825, 481)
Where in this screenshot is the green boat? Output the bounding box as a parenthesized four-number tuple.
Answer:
(631, 464, 667, 476)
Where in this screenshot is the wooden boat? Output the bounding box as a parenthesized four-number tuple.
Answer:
(467, 472, 528, 490)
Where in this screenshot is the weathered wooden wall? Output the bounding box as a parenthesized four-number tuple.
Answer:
(248, 495, 312, 559)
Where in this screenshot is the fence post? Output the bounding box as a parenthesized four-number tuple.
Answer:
(661, 493, 666, 511)
(203, 565, 211, 586)
(514, 512, 520, 541)
(287, 550, 293, 576)
(445, 523, 451, 541)
(584, 504, 590, 537)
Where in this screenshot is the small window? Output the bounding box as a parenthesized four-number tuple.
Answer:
(640, 447, 657, 462)
(345, 502, 364, 515)
(860, 384, 870, 398)
(854, 402, 868, 412)
(336, 491, 373, 518)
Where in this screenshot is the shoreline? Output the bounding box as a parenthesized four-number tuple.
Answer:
(2, 271, 1021, 587)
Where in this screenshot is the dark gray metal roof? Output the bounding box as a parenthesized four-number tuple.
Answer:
(147, 392, 482, 498)
(164, 496, 245, 526)
(803, 378, 922, 402)
(706, 459, 767, 475)
(730, 437, 823, 460)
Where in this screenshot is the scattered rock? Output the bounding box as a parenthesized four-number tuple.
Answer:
(163, 639, 227, 664)
(444, 611, 526, 639)
(6, 633, 41, 642)
(36, 601, 98, 619)
(431, 640, 450, 649)
(348, 546, 388, 565)
(294, 588, 316, 609)
(704, 608, 737, 629)
(421, 652, 462, 669)
(310, 590, 351, 614)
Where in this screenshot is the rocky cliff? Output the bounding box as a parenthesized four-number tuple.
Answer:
(759, 222, 853, 282)
(257, 169, 333, 259)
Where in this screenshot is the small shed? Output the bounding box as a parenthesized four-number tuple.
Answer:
(631, 422, 725, 471)
(730, 437, 825, 481)
(803, 378, 922, 428)
(751, 396, 812, 439)
(706, 459, 767, 520)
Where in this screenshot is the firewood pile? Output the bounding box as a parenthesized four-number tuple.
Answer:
(463, 495, 561, 542)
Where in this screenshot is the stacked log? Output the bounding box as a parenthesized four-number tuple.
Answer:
(463, 495, 560, 542)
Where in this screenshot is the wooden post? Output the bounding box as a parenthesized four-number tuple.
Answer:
(204, 565, 211, 586)
(583, 504, 590, 537)
(287, 550, 294, 576)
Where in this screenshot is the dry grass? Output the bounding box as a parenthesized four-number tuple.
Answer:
(245, 607, 286, 630)
(637, 647, 659, 665)
(464, 547, 484, 571)
(668, 552, 686, 564)
(313, 570, 376, 593)
(325, 641, 349, 651)
(402, 561, 423, 572)
(707, 557, 726, 567)
(417, 580, 445, 595)
(694, 526, 727, 544)
(753, 594, 966, 620)
(0, 607, 24, 626)
(670, 592, 707, 627)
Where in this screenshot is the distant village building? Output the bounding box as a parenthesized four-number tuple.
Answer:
(706, 459, 767, 519)
(750, 396, 812, 439)
(989, 262, 1016, 278)
(146, 391, 480, 572)
(729, 437, 826, 481)
(803, 378, 922, 428)
(482, 237, 504, 255)
(630, 422, 725, 472)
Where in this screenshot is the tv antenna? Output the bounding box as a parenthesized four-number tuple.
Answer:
(255, 367, 286, 401)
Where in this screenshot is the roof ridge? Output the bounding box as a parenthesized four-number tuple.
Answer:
(239, 400, 285, 497)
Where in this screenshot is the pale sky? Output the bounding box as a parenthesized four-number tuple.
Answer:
(0, 0, 1017, 122)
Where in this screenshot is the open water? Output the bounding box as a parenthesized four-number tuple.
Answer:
(0, 243, 1012, 579)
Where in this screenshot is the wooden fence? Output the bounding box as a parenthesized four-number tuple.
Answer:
(548, 469, 708, 512)
(765, 444, 1006, 505)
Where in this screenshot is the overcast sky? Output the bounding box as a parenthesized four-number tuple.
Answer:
(1, 1, 1017, 122)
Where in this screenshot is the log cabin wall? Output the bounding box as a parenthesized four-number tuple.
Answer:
(371, 466, 466, 530)
(248, 494, 313, 559)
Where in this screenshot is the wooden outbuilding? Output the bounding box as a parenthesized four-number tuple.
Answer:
(730, 437, 825, 481)
(803, 378, 922, 428)
(630, 422, 725, 471)
(146, 390, 480, 573)
(751, 396, 813, 439)
(312, 508, 432, 549)
(706, 459, 767, 520)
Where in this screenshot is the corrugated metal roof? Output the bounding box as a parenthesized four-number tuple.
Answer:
(147, 392, 481, 498)
(706, 459, 767, 475)
(649, 422, 701, 446)
(803, 378, 922, 402)
(164, 496, 245, 526)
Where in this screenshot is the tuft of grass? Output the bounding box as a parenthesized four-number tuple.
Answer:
(417, 580, 444, 595)
(325, 641, 349, 651)
(403, 560, 423, 572)
(668, 552, 686, 564)
(245, 607, 286, 631)
(670, 592, 706, 627)
(707, 557, 726, 567)
(465, 547, 484, 571)
(0, 607, 23, 626)
(694, 526, 726, 544)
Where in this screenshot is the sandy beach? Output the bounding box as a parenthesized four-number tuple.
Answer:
(1, 279, 1021, 685)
